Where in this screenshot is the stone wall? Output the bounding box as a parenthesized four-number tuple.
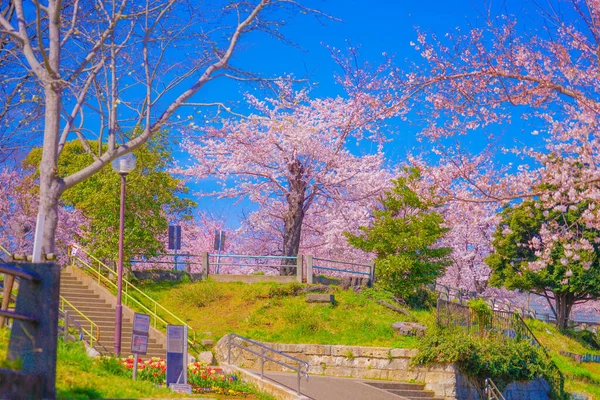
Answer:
(214, 336, 551, 400)
(214, 336, 458, 398)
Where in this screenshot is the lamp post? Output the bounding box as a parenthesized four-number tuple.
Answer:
(111, 152, 136, 356)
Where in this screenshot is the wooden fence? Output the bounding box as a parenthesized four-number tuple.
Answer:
(0, 261, 60, 399)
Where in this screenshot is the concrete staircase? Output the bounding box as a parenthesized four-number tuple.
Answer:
(60, 268, 167, 359)
(363, 382, 444, 400)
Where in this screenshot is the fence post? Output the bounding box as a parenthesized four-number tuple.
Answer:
(202, 252, 209, 280)
(297, 361, 301, 395)
(369, 263, 375, 286)
(7, 262, 60, 399)
(260, 347, 265, 379)
(227, 334, 231, 364)
(64, 310, 70, 342)
(296, 255, 303, 283)
(306, 255, 313, 284)
(0, 273, 15, 328)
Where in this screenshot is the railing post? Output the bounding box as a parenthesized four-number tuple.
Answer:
(227, 334, 232, 364)
(306, 255, 313, 284)
(260, 347, 265, 379)
(297, 361, 301, 396)
(369, 263, 375, 287)
(0, 273, 15, 328)
(202, 252, 209, 280)
(8, 262, 60, 399)
(296, 254, 303, 283)
(64, 310, 70, 342)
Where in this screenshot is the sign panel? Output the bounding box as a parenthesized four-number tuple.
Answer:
(133, 313, 150, 334)
(213, 230, 225, 251)
(166, 325, 188, 387)
(131, 333, 148, 355)
(130, 313, 150, 356)
(168, 225, 181, 250)
(169, 383, 192, 394)
(167, 325, 184, 353)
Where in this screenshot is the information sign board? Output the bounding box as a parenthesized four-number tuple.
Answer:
(166, 325, 188, 387)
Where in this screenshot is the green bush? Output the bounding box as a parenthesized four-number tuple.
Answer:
(173, 280, 224, 307)
(412, 327, 566, 399)
(405, 288, 437, 309)
(267, 282, 302, 298)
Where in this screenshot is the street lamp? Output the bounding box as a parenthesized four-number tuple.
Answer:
(111, 152, 136, 356)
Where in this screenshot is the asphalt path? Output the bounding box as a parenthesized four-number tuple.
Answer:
(252, 370, 406, 400)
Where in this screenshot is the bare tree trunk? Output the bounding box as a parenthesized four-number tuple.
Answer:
(38, 83, 64, 256)
(281, 159, 306, 276)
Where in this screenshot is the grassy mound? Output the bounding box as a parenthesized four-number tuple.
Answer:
(137, 280, 429, 348)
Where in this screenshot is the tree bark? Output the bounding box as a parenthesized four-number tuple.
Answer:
(555, 292, 574, 330)
(281, 159, 306, 276)
(38, 82, 65, 256)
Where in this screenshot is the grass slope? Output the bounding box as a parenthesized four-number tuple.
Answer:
(140, 279, 600, 399)
(527, 319, 600, 399)
(138, 280, 427, 348)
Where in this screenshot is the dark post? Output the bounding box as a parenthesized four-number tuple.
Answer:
(7, 262, 60, 399)
(115, 173, 127, 356)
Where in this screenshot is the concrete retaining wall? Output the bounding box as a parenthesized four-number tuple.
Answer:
(214, 336, 551, 400)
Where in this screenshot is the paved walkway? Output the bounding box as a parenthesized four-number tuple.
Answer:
(253, 371, 405, 400)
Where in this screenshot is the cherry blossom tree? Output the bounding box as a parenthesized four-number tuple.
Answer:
(376, 0, 600, 322)
(0, 0, 324, 260)
(178, 86, 392, 274)
(0, 167, 85, 264)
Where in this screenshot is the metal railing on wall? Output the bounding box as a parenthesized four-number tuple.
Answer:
(436, 298, 544, 349)
(226, 333, 309, 395)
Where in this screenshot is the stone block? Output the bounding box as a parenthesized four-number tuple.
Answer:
(359, 347, 391, 359)
(389, 348, 418, 358)
(391, 321, 427, 337)
(197, 351, 214, 365)
(331, 346, 362, 357)
(305, 294, 335, 303)
(201, 339, 214, 346)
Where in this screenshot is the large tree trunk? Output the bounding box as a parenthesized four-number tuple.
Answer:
(281, 159, 306, 276)
(554, 292, 574, 331)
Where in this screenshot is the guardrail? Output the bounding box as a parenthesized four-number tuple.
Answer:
(208, 253, 300, 275)
(308, 256, 373, 284)
(227, 333, 309, 395)
(69, 244, 196, 347)
(431, 282, 599, 330)
(436, 298, 544, 349)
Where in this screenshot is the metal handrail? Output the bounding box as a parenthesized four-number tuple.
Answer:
(59, 296, 100, 347)
(484, 378, 505, 400)
(1, 245, 101, 348)
(209, 254, 298, 259)
(69, 245, 196, 346)
(312, 257, 372, 268)
(227, 333, 309, 395)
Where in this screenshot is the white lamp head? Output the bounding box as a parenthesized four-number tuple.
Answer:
(111, 152, 136, 174)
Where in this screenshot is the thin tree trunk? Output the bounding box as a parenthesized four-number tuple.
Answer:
(38, 84, 64, 256)
(281, 159, 306, 276)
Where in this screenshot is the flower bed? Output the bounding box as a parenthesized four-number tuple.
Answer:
(117, 357, 250, 396)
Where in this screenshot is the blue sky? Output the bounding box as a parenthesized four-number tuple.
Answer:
(178, 0, 539, 227)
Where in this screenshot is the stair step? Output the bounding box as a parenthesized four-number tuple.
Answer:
(366, 382, 425, 391)
(388, 390, 436, 398)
